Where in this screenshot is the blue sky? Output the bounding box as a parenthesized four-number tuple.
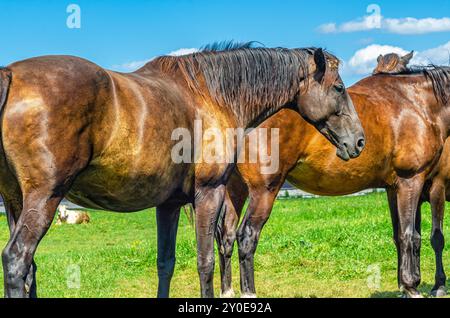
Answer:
(0, 0, 449, 84)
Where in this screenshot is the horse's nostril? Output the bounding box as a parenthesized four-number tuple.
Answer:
(357, 138, 365, 150)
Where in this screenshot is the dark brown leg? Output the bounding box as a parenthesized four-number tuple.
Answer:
(394, 176, 424, 298)
(429, 180, 447, 297)
(2, 191, 62, 298)
(195, 185, 226, 298)
(215, 191, 243, 297)
(2, 192, 38, 298)
(156, 202, 181, 298)
(237, 190, 277, 297)
(215, 172, 248, 298)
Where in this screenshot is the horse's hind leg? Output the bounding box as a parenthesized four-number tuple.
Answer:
(156, 201, 181, 298)
(2, 189, 64, 298)
(236, 189, 278, 298)
(195, 184, 226, 298)
(2, 195, 38, 298)
(1, 137, 90, 298)
(215, 172, 248, 298)
(215, 191, 240, 298)
(429, 179, 447, 297)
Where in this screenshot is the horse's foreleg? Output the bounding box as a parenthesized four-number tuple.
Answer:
(156, 202, 181, 298)
(195, 185, 226, 298)
(394, 176, 425, 298)
(2, 191, 62, 298)
(429, 179, 447, 297)
(236, 190, 277, 298)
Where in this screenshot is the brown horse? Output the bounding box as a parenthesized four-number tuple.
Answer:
(374, 52, 449, 297)
(217, 57, 450, 298)
(0, 43, 364, 298)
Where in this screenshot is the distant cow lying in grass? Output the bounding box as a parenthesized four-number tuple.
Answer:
(56, 205, 90, 225)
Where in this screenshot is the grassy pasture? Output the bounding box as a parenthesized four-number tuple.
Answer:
(0, 192, 448, 298)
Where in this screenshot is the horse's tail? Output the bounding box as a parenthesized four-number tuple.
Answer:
(0, 67, 12, 115)
(182, 204, 195, 227)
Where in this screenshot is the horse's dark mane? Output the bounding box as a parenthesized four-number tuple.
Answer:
(422, 66, 450, 106)
(200, 41, 259, 51)
(148, 41, 339, 112)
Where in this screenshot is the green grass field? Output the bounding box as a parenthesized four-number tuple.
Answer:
(0, 193, 448, 298)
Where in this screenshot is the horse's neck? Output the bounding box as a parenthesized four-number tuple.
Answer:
(181, 79, 284, 130)
(144, 64, 291, 130)
(230, 103, 283, 130)
(367, 75, 442, 118)
(398, 75, 450, 137)
(418, 77, 450, 138)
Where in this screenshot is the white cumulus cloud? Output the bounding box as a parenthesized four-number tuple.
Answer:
(411, 41, 450, 65)
(319, 15, 382, 33)
(384, 17, 450, 35)
(319, 11, 450, 35)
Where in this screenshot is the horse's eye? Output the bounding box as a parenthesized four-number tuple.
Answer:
(334, 84, 345, 94)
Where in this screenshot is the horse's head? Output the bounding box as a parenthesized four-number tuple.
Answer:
(297, 49, 365, 161)
(373, 51, 414, 75)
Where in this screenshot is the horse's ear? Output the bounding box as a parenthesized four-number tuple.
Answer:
(314, 48, 327, 82)
(401, 51, 414, 65)
(377, 55, 383, 63)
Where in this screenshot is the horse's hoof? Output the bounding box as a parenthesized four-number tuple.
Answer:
(220, 289, 235, 298)
(431, 286, 447, 298)
(241, 293, 257, 298)
(401, 287, 423, 298)
(402, 292, 424, 298)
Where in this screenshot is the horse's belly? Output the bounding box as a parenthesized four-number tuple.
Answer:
(66, 159, 188, 212)
(67, 174, 162, 212)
